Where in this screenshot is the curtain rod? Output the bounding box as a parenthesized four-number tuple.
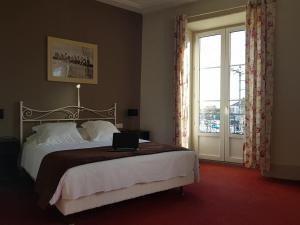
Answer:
(187, 5, 246, 19)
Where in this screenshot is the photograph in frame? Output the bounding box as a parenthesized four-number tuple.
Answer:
(48, 36, 98, 84)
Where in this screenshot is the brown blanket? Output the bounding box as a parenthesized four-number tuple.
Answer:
(35, 142, 188, 208)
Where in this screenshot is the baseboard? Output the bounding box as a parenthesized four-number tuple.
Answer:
(199, 159, 242, 167)
(263, 163, 300, 181)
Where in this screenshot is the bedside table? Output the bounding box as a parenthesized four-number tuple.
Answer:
(0, 137, 20, 181)
(120, 130, 150, 140)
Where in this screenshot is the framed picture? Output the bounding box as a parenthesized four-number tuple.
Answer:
(47, 36, 98, 84)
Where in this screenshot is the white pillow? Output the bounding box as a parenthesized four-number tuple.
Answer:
(77, 127, 90, 140)
(32, 122, 85, 145)
(81, 120, 119, 142)
(26, 133, 38, 143)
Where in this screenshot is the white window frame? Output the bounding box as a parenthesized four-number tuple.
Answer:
(226, 25, 246, 139)
(191, 24, 246, 154)
(194, 29, 226, 138)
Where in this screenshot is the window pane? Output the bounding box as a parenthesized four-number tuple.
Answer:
(200, 35, 221, 68)
(230, 30, 245, 135)
(230, 65, 245, 100)
(230, 31, 245, 65)
(199, 33, 221, 134)
(200, 101, 220, 113)
(229, 100, 245, 115)
(229, 100, 245, 135)
(229, 64, 245, 135)
(200, 101, 220, 133)
(200, 68, 220, 101)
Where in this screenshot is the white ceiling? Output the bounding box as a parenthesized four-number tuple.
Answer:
(96, 0, 199, 13)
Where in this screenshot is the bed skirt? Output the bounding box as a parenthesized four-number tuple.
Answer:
(56, 172, 195, 215)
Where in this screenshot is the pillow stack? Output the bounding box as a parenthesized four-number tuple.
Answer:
(32, 122, 85, 145)
(27, 120, 119, 145)
(81, 120, 120, 142)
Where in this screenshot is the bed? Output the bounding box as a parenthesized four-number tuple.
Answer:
(19, 101, 199, 216)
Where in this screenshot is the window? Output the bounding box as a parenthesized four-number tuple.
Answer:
(197, 26, 245, 135)
(190, 11, 246, 163)
(229, 30, 245, 135)
(199, 34, 221, 133)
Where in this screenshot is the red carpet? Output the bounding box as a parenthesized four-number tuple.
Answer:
(1, 162, 300, 225)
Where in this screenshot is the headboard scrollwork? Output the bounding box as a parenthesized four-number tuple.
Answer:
(20, 101, 117, 145)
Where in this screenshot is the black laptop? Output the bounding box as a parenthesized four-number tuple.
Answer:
(112, 132, 139, 151)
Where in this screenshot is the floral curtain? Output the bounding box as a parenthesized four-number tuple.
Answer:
(244, 0, 276, 172)
(174, 15, 190, 148)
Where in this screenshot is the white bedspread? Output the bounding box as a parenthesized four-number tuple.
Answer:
(21, 140, 199, 205)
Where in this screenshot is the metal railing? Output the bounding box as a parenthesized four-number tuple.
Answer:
(199, 113, 245, 135)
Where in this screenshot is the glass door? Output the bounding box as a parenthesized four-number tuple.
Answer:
(225, 27, 246, 163)
(197, 30, 225, 161)
(195, 26, 245, 163)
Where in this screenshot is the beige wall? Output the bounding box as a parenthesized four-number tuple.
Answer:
(141, 0, 246, 143)
(141, 0, 300, 179)
(266, 0, 300, 179)
(0, 0, 142, 137)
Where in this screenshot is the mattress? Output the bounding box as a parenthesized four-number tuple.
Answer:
(21, 140, 199, 205)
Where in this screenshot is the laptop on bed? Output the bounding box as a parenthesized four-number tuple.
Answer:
(112, 132, 139, 151)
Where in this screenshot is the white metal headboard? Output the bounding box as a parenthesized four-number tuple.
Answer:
(20, 101, 117, 145)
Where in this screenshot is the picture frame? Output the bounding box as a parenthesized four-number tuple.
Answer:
(47, 36, 98, 84)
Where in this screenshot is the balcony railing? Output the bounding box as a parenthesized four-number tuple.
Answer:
(199, 113, 245, 135)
